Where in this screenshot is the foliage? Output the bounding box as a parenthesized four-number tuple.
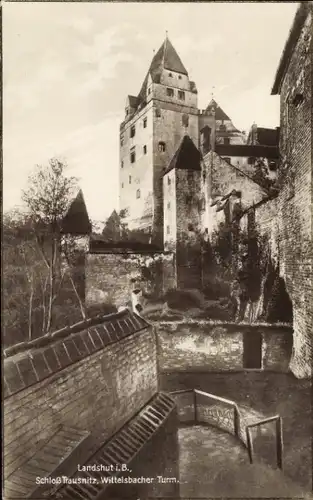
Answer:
(3, 159, 89, 347)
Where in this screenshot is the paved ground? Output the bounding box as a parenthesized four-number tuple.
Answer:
(179, 425, 312, 499)
(160, 371, 312, 490)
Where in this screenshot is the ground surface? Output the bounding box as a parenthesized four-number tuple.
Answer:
(160, 371, 312, 491)
(178, 425, 312, 498)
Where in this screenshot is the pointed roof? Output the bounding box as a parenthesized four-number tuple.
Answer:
(153, 37, 188, 76)
(163, 135, 201, 175)
(205, 99, 231, 121)
(61, 189, 91, 235)
(137, 37, 188, 105)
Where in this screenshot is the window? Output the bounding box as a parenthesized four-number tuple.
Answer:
(126, 110, 129, 116)
(158, 141, 166, 152)
(121, 182, 124, 188)
(224, 138, 230, 145)
(148, 87, 151, 95)
(178, 90, 185, 100)
(120, 136, 124, 146)
(143, 117, 147, 128)
(130, 150, 136, 163)
(130, 125, 136, 138)
(136, 189, 141, 199)
(182, 114, 189, 127)
(169, 72, 173, 77)
(178, 75, 182, 80)
(155, 108, 161, 118)
(166, 225, 170, 235)
(143, 145, 147, 155)
(223, 157, 231, 163)
(121, 161, 124, 169)
(167, 201, 171, 210)
(166, 88, 174, 97)
(167, 176, 171, 186)
(129, 175, 132, 184)
(219, 124, 226, 131)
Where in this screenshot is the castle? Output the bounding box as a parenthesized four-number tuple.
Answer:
(118, 3, 312, 380)
(118, 35, 277, 249)
(66, 3, 311, 379)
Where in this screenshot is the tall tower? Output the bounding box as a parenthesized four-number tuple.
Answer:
(119, 36, 199, 247)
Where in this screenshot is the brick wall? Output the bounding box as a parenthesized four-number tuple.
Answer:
(276, 9, 312, 378)
(4, 312, 158, 480)
(156, 321, 293, 373)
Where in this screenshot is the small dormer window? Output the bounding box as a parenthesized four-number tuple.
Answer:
(158, 141, 166, 152)
(178, 75, 182, 80)
(130, 125, 135, 138)
(167, 88, 174, 97)
(169, 72, 173, 77)
(178, 90, 185, 100)
(219, 124, 226, 131)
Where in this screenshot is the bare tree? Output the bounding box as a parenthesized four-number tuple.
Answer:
(22, 158, 79, 334)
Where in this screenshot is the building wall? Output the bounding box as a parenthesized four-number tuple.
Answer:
(4, 323, 158, 479)
(153, 101, 199, 245)
(119, 102, 154, 229)
(276, 10, 312, 378)
(202, 152, 267, 235)
(163, 168, 177, 252)
(156, 321, 292, 373)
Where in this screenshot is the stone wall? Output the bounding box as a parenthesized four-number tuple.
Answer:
(86, 252, 175, 308)
(156, 321, 293, 373)
(4, 311, 158, 481)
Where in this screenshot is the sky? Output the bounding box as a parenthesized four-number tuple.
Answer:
(3, 1, 298, 223)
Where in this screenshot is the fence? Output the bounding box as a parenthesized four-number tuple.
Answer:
(170, 389, 283, 470)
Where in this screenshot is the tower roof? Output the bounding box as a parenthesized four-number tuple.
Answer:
(205, 99, 231, 121)
(137, 37, 188, 105)
(163, 135, 201, 175)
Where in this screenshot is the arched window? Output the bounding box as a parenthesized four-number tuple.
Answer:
(136, 189, 141, 199)
(158, 141, 166, 152)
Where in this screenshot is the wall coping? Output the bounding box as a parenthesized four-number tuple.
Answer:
(154, 319, 293, 332)
(3, 309, 150, 400)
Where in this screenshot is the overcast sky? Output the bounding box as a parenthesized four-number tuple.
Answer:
(3, 1, 298, 222)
